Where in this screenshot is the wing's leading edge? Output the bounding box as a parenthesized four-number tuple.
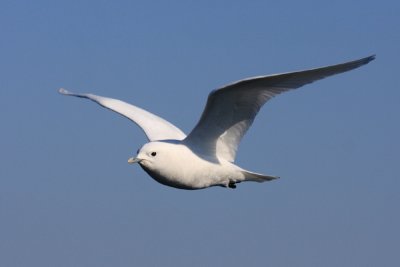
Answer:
(184, 55, 375, 162)
(59, 89, 186, 141)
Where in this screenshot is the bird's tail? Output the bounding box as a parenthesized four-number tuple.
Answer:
(241, 169, 280, 182)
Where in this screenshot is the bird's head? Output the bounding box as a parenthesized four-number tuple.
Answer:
(128, 140, 192, 188)
(129, 142, 158, 166)
(128, 141, 180, 172)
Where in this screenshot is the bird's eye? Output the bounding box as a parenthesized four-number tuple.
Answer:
(151, 152, 157, 157)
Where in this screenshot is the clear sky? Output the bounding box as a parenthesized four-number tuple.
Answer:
(1, 0, 399, 266)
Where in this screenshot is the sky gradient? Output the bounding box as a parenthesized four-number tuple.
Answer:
(1, 1, 399, 266)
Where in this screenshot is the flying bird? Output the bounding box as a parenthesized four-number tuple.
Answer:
(59, 55, 375, 189)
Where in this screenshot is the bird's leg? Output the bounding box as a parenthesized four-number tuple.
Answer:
(228, 181, 237, 189)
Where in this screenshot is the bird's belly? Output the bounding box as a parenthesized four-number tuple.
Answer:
(140, 164, 201, 190)
(140, 161, 240, 190)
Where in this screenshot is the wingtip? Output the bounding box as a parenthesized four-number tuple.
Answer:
(58, 88, 70, 95)
(363, 54, 376, 64)
(344, 54, 376, 70)
(368, 54, 376, 61)
(59, 88, 81, 97)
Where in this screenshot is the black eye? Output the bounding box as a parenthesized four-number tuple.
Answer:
(151, 152, 157, 157)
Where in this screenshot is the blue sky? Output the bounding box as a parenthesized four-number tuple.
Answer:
(1, 0, 399, 266)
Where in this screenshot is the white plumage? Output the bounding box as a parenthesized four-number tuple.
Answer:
(60, 55, 374, 189)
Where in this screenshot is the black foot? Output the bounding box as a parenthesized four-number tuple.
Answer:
(228, 182, 237, 189)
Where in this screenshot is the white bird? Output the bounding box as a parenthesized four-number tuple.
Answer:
(59, 55, 374, 190)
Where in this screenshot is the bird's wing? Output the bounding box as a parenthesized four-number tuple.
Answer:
(59, 89, 186, 141)
(184, 55, 375, 162)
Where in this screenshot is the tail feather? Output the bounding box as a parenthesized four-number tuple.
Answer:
(242, 170, 280, 182)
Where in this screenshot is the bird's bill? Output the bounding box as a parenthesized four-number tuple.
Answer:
(128, 157, 141, 164)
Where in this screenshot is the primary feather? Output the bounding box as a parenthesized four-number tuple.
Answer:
(184, 55, 375, 162)
(58, 88, 186, 141)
